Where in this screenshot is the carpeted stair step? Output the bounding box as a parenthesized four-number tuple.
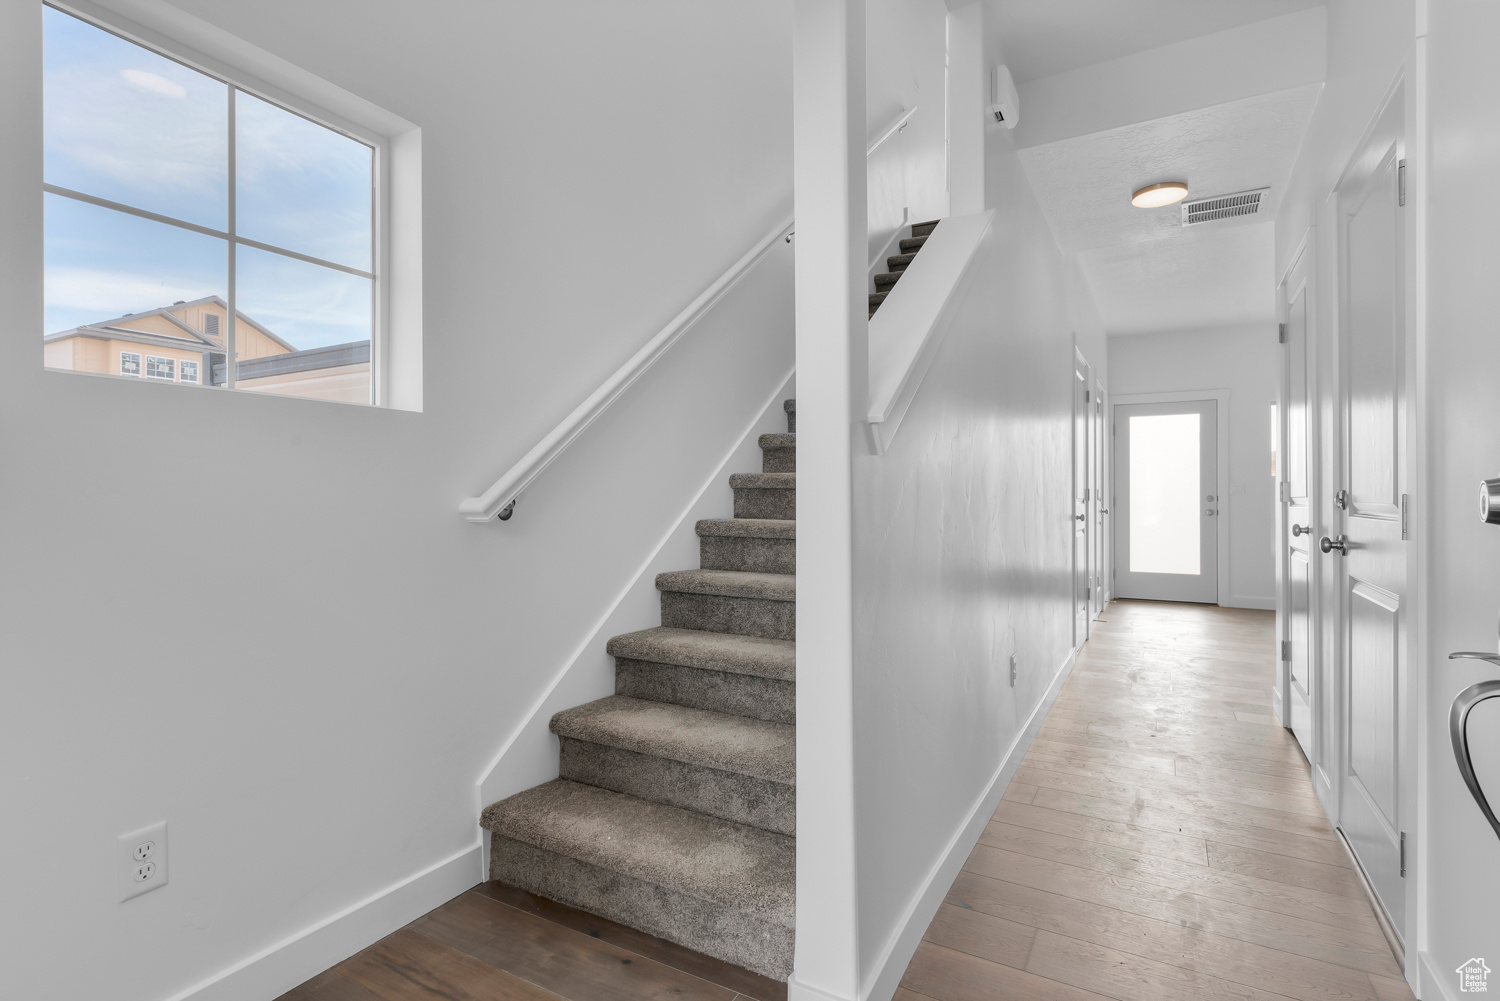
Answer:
(482, 779, 794, 978)
(898, 234, 929, 254)
(886, 251, 916, 272)
(759, 433, 795, 473)
(657, 569, 795, 640)
(609, 626, 795, 724)
(869, 291, 889, 311)
(730, 472, 795, 520)
(874, 271, 903, 291)
(910, 219, 940, 238)
(552, 695, 794, 834)
(698, 518, 795, 574)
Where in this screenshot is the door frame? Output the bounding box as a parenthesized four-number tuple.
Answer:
(1073, 348, 1093, 646)
(1276, 228, 1322, 773)
(1111, 390, 1232, 607)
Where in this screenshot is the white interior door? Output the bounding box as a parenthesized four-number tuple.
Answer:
(1113, 400, 1219, 603)
(1332, 98, 1407, 936)
(1073, 358, 1090, 643)
(1282, 246, 1316, 758)
(1093, 383, 1107, 620)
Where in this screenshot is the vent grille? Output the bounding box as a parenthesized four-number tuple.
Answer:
(1181, 187, 1269, 226)
(204, 314, 220, 337)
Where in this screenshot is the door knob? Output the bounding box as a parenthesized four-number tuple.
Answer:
(1292, 523, 1309, 537)
(1076, 514, 1086, 521)
(1320, 535, 1347, 554)
(1206, 509, 1216, 516)
(1099, 508, 1109, 514)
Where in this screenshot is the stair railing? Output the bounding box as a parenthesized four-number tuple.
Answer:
(460, 214, 794, 522)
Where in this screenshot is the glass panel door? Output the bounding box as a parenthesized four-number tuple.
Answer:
(1114, 400, 1219, 603)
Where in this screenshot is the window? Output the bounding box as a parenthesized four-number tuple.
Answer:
(1128, 413, 1201, 575)
(41, 5, 376, 405)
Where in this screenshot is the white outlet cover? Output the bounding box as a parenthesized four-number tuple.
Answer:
(118, 821, 168, 901)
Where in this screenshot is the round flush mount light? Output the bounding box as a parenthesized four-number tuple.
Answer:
(1131, 181, 1189, 208)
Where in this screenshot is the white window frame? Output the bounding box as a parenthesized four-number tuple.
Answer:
(179, 359, 199, 385)
(43, 0, 423, 411)
(144, 355, 175, 381)
(119, 351, 140, 377)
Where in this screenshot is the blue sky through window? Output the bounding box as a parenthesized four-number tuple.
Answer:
(42, 5, 373, 352)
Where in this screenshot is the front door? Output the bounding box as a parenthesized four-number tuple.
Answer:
(1332, 94, 1407, 937)
(1113, 400, 1219, 603)
(1282, 244, 1315, 758)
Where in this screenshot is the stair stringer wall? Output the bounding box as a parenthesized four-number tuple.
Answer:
(475, 372, 796, 831)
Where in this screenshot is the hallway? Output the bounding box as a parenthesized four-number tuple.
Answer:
(897, 600, 1413, 1001)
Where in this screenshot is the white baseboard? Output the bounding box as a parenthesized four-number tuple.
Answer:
(852, 644, 1081, 1001)
(1418, 949, 1455, 1001)
(788, 973, 855, 1001)
(165, 842, 483, 1001)
(1223, 594, 1276, 610)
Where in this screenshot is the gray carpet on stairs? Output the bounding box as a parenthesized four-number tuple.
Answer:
(481, 422, 798, 979)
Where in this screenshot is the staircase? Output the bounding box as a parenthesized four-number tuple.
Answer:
(481, 413, 798, 979)
(870, 218, 940, 316)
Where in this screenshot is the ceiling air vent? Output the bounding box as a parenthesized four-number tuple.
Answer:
(1180, 187, 1269, 227)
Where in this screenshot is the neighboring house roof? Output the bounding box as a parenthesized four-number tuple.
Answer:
(46, 295, 297, 353)
(211, 340, 370, 383)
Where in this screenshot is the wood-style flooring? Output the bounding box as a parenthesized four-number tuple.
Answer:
(274, 882, 786, 1001)
(279, 599, 1411, 1001)
(896, 598, 1415, 1001)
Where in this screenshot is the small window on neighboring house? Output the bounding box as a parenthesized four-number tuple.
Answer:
(120, 352, 141, 377)
(180, 359, 199, 384)
(41, 4, 381, 406)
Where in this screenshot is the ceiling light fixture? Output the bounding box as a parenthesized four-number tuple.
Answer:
(1131, 181, 1189, 208)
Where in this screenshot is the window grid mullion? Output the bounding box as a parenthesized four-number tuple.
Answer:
(225, 85, 237, 390)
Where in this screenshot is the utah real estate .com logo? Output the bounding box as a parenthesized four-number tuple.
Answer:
(1460, 958, 1492, 993)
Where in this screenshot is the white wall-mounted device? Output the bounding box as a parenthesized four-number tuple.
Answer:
(991, 65, 1018, 128)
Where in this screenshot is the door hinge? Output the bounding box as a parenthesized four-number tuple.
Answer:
(1280, 481, 1292, 504)
(1399, 831, 1407, 876)
(1281, 640, 1292, 662)
(1085, 389, 1091, 403)
(1398, 159, 1407, 206)
(1336, 488, 1349, 510)
(1278, 322, 1287, 344)
(1401, 493, 1410, 540)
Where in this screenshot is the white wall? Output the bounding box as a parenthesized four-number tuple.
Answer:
(1108, 324, 1279, 609)
(844, 44, 1103, 999)
(0, 1, 795, 998)
(1418, 2, 1500, 994)
(865, 0, 949, 270)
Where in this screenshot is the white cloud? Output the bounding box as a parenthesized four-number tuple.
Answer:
(45, 266, 212, 315)
(119, 68, 186, 99)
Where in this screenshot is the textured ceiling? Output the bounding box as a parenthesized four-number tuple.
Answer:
(989, 0, 1328, 83)
(1079, 222, 1276, 335)
(1018, 85, 1320, 334)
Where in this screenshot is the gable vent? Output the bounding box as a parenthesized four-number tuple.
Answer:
(1181, 187, 1269, 227)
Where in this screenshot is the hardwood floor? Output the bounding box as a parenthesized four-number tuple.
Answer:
(275, 882, 786, 1001)
(281, 599, 1408, 1001)
(896, 598, 1414, 1001)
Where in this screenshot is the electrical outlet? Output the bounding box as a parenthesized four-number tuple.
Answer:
(118, 822, 168, 901)
(1009, 653, 1018, 687)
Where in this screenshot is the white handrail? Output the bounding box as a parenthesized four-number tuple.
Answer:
(867, 105, 917, 157)
(460, 214, 795, 522)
